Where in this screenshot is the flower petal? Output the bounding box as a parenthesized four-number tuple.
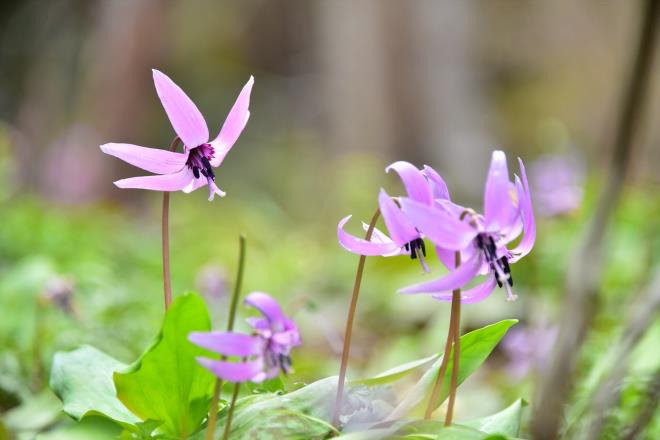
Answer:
(196, 357, 264, 383)
(206, 178, 226, 201)
(435, 246, 457, 271)
(510, 158, 536, 262)
(385, 161, 432, 205)
(188, 331, 264, 357)
(362, 223, 407, 256)
(100, 143, 188, 175)
(379, 189, 419, 246)
(422, 165, 450, 200)
(210, 76, 254, 167)
(431, 277, 497, 304)
(399, 198, 477, 250)
(399, 254, 482, 294)
(245, 292, 287, 332)
(114, 167, 195, 192)
(484, 150, 514, 231)
(152, 69, 209, 148)
(337, 215, 400, 256)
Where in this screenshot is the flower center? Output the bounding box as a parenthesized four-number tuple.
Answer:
(186, 143, 215, 180)
(404, 238, 429, 272)
(476, 233, 516, 300)
(265, 349, 293, 374)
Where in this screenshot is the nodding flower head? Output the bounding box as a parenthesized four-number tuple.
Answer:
(398, 150, 535, 303)
(101, 69, 253, 201)
(337, 161, 451, 272)
(189, 292, 301, 383)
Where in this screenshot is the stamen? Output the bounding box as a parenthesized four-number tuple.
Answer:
(192, 167, 200, 179)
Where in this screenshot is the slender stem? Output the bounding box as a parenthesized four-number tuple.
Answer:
(445, 287, 461, 426)
(227, 235, 247, 332)
(206, 235, 247, 440)
(424, 251, 462, 420)
(424, 316, 455, 419)
(332, 208, 381, 427)
(161, 136, 181, 311)
(221, 383, 241, 440)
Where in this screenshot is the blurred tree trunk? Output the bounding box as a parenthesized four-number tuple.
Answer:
(409, 0, 492, 197)
(316, 0, 396, 157)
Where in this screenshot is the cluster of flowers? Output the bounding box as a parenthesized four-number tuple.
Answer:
(338, 153, 536, 303)
(100, 68, 535, 387)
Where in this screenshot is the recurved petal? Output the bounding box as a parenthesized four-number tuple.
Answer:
(338, 215, 401, 256)
(379, 189, 419, 246)
(431, 277, 497, 304)
(422, 165, 451, 200)
(510, 158, 536, 262)
(385, 161, 433, 204)
(100, 143, 188, 174)
(399, 254, 482, 294)
(188, 331, 264, 357)
(245, 292, 287, 332)
(196, 357, 264, 383)
(210, 76, 254, 167)
(114, 167, 195, 192)
(484, 150, 514, 231)
(399, 198, 477, 250)
(152, 69, 209, 148)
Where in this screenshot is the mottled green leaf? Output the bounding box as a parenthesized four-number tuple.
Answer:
(352, 354, 440, 387)
(462, 399, 527, 437)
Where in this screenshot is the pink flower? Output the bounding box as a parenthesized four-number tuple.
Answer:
(101, 70, 253, 201)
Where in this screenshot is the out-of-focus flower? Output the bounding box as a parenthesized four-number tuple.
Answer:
(530, 153, 585, 217)
(501, 324, 557, 379)
(189, 292, 301, 383)
(399, 150, 536, 303)
(40, 276, 76, 317)
(101, 70, 253, 201)
(337, 161, 450, 271)
(195, 264, 229, 304)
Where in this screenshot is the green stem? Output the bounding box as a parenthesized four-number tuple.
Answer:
(206, 235, 247, 440)
(424, 251, 462, 421)
(221, 383, 241, 440)
(445, 287, 461, 426)
(332, 208, 381, 428)
(161, 136, 181, 311)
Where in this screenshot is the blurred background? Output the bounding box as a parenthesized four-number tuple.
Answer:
(0, 1, 659, 438)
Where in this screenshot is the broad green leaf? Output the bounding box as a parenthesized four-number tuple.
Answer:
(114, 293, 215, 438)
(35, 416, 122, 440)
(352, 353, 440, 387)
(50, 345, 139, 427)
(386, 320, 518, 421)
(461, 399, 527, 437)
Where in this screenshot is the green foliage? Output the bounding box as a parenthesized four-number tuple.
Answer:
(113, 293, 215, 438)
(387, 320, 518, 420)
(50, 345, 138, 426)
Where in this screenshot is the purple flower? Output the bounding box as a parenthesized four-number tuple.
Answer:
(337, 161, 451, 271)
(501, 324, 557, 379)
(399, 151, 536, 302)
(189, 292, 301, 383)
(101, 70, 253, 201)
(530, 153, 584, 217)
